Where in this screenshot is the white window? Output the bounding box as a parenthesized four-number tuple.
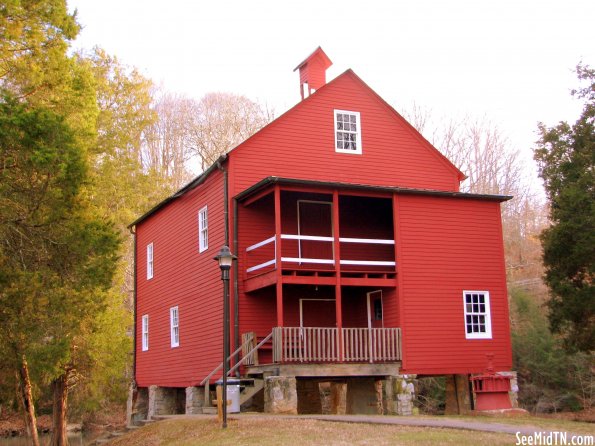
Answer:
(170, 306, 180, 348)
(463, 291, 492, 339)
(141, 315, 149, 351)
(198, 206, 208, 253)
(146, 243, 154, 280)
(334, 110, 362, 154)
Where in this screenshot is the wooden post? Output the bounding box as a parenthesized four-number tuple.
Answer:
(332, 190, 343, 361)
(274, 185, 284, 327)
(215, 385, 232, 423)
(392, 194, 405, 366)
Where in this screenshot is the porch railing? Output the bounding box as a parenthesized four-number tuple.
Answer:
(271, 327, 401, 364)
(246, 234, 396, 275)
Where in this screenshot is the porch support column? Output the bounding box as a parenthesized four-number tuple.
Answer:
(274, 185, 284, 327)
(332, 190, 343, 360)
(392, 193, 405, 366)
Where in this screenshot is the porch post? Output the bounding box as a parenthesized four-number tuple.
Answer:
(274, 185, 284, 327)
(332, 190, 343, 360)
(392, 193, 405, 366)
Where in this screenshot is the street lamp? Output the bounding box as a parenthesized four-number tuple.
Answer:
(214, 245, 237, 428)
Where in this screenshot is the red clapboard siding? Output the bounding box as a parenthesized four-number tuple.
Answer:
(396, 195, 512, 375)
(227, 71, 462, 199)
(135, 169, 226, 387)
(132, 62, 512, 388)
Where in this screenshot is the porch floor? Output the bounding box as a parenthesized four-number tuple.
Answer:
(245, 268, 397, 292)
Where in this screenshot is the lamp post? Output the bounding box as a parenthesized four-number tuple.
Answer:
(214, 245, 236, 428)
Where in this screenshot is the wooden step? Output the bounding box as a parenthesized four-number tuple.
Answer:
(239, 378, 264, 405)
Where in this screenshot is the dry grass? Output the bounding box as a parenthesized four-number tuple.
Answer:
(110, 417, 514, 446)
(449, 413, 595, 435)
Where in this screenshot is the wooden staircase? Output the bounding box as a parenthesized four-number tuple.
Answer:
(202, 376, 264, 414)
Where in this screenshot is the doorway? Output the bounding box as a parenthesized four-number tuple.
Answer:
(366, 290, 383, 329)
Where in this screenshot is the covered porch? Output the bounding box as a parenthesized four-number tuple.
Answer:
(235, 179, 403, 373)
(239, 284, 401, 368)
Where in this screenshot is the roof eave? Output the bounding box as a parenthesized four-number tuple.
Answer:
(128, 154, 228, 229)
(235, 176, 513, 203)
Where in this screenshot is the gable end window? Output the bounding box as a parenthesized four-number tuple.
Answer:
(170, 306, 180, 348)
(141, 314, 149, 351)
(198, 206, 208, 253)
(334, 110, 362, 154)
(463, 291, 492, 339)
(146, 243, 154, 280)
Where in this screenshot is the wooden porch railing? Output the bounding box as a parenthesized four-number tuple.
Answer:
(245, 234, 396, 275)
(342, 327, 401, 362)
(271, 327, 401, 363)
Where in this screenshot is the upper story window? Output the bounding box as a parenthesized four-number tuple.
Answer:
(198, 206, 208, 253)
(463, 291, 492, 339)
(141, 314, 149, 351)
(146, 243, 154, 280)
(335, 110, 362, 155)
(170, 306, 180, 348)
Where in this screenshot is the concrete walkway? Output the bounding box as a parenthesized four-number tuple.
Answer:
(156, 413, 591, 438)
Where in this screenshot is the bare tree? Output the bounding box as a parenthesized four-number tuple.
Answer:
(403, 104, 547, 289)
(186, 92, 271, 171)
(142, 92, 195, 188)
(141, 91, 271, 188)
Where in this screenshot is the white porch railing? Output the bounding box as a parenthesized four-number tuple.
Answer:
(246, 234, 396, 274)
(271, 327, 401, 363)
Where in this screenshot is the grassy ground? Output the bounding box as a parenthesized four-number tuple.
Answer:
(450, 413, 595, 435)
(110, 418, 515, 446)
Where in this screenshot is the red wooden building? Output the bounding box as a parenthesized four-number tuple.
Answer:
(128, 48, 514, 419)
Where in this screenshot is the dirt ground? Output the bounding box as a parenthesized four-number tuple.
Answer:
(0, 413, 52, 437)
(541, 407, 595, 423)
(0, 405, 127, 438)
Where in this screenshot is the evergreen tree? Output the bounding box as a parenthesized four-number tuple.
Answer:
(534, 64, 595, 352)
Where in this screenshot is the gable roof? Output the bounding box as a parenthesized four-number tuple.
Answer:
(130, 68, 468, 228)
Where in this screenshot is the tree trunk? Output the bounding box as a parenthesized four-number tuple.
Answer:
(50, 372, 70, 446)
(17, 356, 40, 446)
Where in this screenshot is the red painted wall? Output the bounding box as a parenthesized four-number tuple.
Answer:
(228, 71, 462, 199)
(395, 195, 512, 375)
(133, 66, 511, 387)
(135, 169, 226, 387)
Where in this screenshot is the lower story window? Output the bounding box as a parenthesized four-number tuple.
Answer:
(170, 306, 179, 348)
(141, 314, 149, 351)
(463, 291, 492, 339)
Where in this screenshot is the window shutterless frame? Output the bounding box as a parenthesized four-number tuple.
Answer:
(170, 306, 179, 348)
(147, 243, 154, 280)
(463, 290, 492, 339)
(141, 314, 149, 351)
(334, 109, 362, 154)
(198, 206, 208, 253)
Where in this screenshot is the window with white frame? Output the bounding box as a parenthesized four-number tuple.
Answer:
(334, 110, 362, 154)
(463, 291, 492, 339)
(141, 314, 149, 351)
(146, 243, 154, 280)
(198, 206, 208, 253)
(170, 306, 179, 348)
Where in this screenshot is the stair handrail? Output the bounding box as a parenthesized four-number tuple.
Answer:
(199, 335, 254, 386)
(227, 331, 272, 377)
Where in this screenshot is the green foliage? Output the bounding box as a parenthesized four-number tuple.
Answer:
(0, 0, 79, 94)
(511, 287, 594, 412)
(0, 92, 120, 389)
(534, 64, 595, 352)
